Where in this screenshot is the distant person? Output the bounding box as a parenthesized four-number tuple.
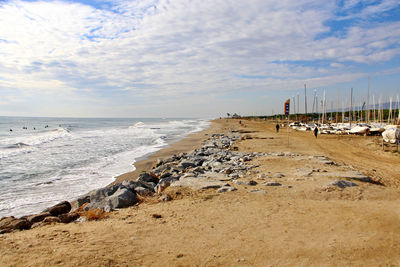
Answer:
(276, 124, 280, 133)
(314, 127, 318, 138)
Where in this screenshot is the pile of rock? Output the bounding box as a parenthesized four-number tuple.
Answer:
(0, 201, 78, 234)
(74, 133, 264, 211)
(1, 132, 264, 234)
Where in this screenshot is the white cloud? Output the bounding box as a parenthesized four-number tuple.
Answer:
(0, 0, 399, 117)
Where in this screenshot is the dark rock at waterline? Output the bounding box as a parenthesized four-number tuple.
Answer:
(43, 201, 71, 216)
(59, 212, 80, 223)
(0, 217, 31, 233)
(43, 216, 61, 223)
(25, 212, 52, 224)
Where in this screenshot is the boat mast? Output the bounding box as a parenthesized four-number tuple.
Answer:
(367, 76, 370, 124)
(336, 88, 340, 123)
(304, 84, 308, 117)
(389, 97, 393, 124)
(350, 88, 353, 129)
(373, 95, 376, 123)
(342, 100, 344, 123)
(312, 89, 317, 114)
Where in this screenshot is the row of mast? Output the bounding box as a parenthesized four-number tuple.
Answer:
(289, 80, 400, 125)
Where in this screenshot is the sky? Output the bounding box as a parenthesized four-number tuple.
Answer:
(0, 0, 399, 118)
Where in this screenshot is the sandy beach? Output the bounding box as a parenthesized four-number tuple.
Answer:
(1, 118, 400, 266)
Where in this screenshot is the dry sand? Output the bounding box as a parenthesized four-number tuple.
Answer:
(1, 119, 400, 266)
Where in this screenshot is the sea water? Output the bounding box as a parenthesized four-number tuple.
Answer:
(0, 117, 209, 218)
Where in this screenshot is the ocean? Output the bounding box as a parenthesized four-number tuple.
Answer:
(0, 117, 209, 218)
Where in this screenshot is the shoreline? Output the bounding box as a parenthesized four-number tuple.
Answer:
(113, 119, 223, 184)
(0, 118, 214, 219)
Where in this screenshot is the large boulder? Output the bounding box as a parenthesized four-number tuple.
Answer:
(25, 212, 52, 224)
(0, 217, 31, 233)
(85, 187, 137, 211)
(43, 201, 71, 216)
(108, 187, 137, 209)
(89, 184, 121, 202)
(178, 159, 197, 169)
(75, 194, 91, 209)
(58, 212, 80, 223)
(134, 186, 153, 196)
(138, 172, 159, 184)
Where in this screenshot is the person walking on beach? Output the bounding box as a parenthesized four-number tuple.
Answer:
(314, 127, 318, 138)
(276, 124, 280, 133)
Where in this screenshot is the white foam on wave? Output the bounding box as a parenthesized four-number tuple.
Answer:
(0, 118, 209, 218)
(129, 121, 145, 129)
(0, 128, 71, 159)
(0, 136, 168, 218)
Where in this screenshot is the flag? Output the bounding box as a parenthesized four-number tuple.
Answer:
(284, 99, 290, 115)
(362, 102, 366, 110)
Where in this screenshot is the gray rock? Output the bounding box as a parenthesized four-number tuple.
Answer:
(313, 156, 336, 165)
(178, 159, 197, 168)
(138, 172, 159, 184)
(154, 176, 179, 193)
(272, 173, 285, 178)
(108, 187, 137, 209)
(160, 171, 172, 179)
(233, 180, 257, 186)
(327, 180, 357, 188)
(263, 182, 282, 186)
(89, 184, 121, 202)
(135, 186, 153, 196)
(217, 186, 237, 193)
(229, 173, 240, 179)
(318, 171, 373, 183)
(122, 180, 156, 191)
(85, 187, 137, 211)
(171, 177, 228, 190)
(152, 163, 172, 174)
(75, 194, 90, 209)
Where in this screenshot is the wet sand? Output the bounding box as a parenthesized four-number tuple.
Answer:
(1, 119, 400, 266)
